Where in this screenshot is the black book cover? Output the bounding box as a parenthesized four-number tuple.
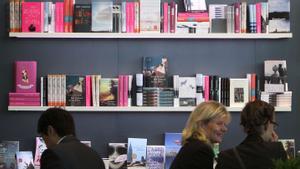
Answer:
(73, 4, 91, 32)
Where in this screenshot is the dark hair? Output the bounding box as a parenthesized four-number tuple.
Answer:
(240, 100, 275, 135)
(37, 108, 76, 137)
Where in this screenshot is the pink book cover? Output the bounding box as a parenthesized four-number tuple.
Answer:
(256, 3, 262, 33)
(130, 2, 135, 33)
(123, 75, 129, 107)
(126, 2, 131, 33)
(163, 2, 168, 33)
(9, 97, 40, 102)
(55, 2, 64, 32)
(204, 75, 210, 101)
(234, 2, 240, 33)
(22, 2, 42, 32)
(177, 12, 209, 17)
(118, 75, 124, 106)
(9, 92, 40, 97)
(9, 101, 40, 106)
(85, 75, 91, 106)
(15, 61, 37, 93)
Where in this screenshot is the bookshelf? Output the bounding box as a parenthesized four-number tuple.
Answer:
(8, 106, 291, 112)
(9, 32, 293, 39)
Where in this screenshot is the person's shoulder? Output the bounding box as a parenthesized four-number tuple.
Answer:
(184, 139, 214, 155)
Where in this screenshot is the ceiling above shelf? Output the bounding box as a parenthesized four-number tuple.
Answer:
(9, 32, 293, 39)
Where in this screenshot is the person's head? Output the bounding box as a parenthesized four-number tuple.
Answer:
(37, 108, 76, 148)
(182, 101, 231, 145)
(241, 100, 277, 141)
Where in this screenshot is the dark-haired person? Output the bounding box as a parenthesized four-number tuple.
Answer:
(215, 100, 287, 169)
(170, 101, 231, 169)
(37, 107, 105, 169)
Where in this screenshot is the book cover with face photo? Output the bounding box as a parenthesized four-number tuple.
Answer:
(264, 60, 287, 92)
(108, 143, 127, 169)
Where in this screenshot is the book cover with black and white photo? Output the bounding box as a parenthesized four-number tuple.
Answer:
(268, 0, 290, 33)
(264, 60, 287, 93)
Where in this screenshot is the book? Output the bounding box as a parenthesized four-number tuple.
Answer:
(73, 4, 92, 32)
(146, 145, 165, 169)
(127, 138, 147, 168)
(108, 143, 127, 169)
(92, 0, 113, 32)
(268, 0, 290, 33)
(15, 151, 34, 169)
(229, 78, 249, 107)
(178, 77, 196, 106)
(142, 56, 168, 88)
(34, 137, 47, 166)
(139, 0, 161, 32)
(21, 2, 42, 32)
(100, 78, 118, 106)
(15, 61, 37, 93)
(278, 139, 295, 159)
(66, 75, 86, 106)
(0, 141, 19, 169)
(264, 60, 288, 93)
(164, 133, 181, 169)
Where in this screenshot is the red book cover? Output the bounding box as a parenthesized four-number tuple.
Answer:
(15, 61, 37, 93)
(234, 2, 240, 33)
(256, 2, 262, 33)
(118, 75, 124, 106)
(21, 2, 42, 32)
(163, 2, 169, 33)
(123, 75, 129, 107)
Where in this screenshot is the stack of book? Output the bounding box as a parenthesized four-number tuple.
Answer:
(9, 61, 40, 106)
(261, 60, 292, 107)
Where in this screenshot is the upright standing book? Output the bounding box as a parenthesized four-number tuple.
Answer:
(34, 137, 47, 166)
(127, 138, 147, 168)
(0, 141, 19, 169)
(108, 143, 127, 169)
(15, 61, 37, 93)
(15, 151, 34, 169)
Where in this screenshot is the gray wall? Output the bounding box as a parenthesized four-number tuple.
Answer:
(1, 0, 299, 157)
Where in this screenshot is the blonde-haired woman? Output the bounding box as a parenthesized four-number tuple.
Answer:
(170, 101, 231, 169)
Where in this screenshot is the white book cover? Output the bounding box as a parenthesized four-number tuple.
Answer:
(229, 78, 249, 107)
(16, 151, 34, 169)
(34, 137, 47, 166)
(146, 145, 165, 169)
(92, 1, 113, 32)
(268, 0, 290, 33)
(139, 0, 160, 32)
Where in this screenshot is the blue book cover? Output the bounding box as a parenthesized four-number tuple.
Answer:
(127, 138, 147, 168)
(0, 141, 19, 169)
(164, 133, 182, 169)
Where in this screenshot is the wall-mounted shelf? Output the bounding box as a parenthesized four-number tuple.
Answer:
(9, 32, 293, 39)
(8, 106, 291, 112)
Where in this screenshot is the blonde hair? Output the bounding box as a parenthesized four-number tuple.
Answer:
(182, 101, 230, 145)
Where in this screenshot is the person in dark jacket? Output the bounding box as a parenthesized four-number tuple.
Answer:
(37, 107, 105, 169)
(215, 100, 287, 169)
(170, 101, 231, 169)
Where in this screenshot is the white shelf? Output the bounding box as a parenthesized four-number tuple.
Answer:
(8, 106, 291, 112)
(9, 32, 293, 39)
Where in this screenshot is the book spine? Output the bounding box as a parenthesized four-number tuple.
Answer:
(128, 75, 133, 106)
(234, 2, 240, 33)
(256, 2, 261, 33)
(136, 74, 143, 106)
(173, 75, 179, 107)
(86, 75, 91, 106)
(163, 2, 168, 33)
(123, 75, 129, 107)
(118, 75, 124, 106)
(196, 74, 204, 105)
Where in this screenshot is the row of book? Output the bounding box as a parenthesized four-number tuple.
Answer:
(9, 0, 290, 34)
(9, 59, 292, 107)
(0, 135, 296, 169)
